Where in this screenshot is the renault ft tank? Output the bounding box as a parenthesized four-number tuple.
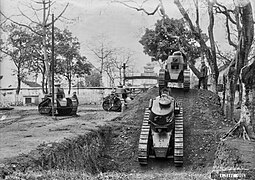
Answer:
(38, 87, 78, 116)
(138, 89, 183, 166)
(102, 86, 129, 112)
(158, 51, 190, 94)
(102, 90, 122, 112)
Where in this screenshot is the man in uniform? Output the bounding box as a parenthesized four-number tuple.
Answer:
(198, 61, 208, 89)
(72, 92, 79, 105)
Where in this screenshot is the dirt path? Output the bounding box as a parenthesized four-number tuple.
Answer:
(0, 105, 120, 163)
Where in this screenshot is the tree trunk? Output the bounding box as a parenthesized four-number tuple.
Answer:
(68, 78, 71, 95)
(221, 61, 255, 141)
(223, 1, 254, 122)
(207, 0, 218, 93)
(236, 77, 242, 109)
(16, 73, 21, 95)
(99, 71, 103, 87)
(45, 81, 48, 94)
(252, 87, 255, 132)
(119, 68, 122, 86)
(188, 61, 201, 79)
(224, 59, 237, 121)
(42, 0, 51, 94)
(239, 63, 255, 140)
(224, 73, 235, 121)
(42, 74, 46, 94)
(174, 0, 219, 93)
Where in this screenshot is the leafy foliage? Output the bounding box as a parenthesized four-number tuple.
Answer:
(0, 24, 33, 94)
(139, 18, 205, 64)
(1, 23, 93, 92)
(26, 25, 52, 93)
(74, 56, 92, 78)
(54, 29, 91, 93)
(85, 70, 101, 87)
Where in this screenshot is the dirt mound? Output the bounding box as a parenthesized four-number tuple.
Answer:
(100, 88, 229, 172)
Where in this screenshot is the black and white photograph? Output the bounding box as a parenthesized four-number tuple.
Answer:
(0, 0, 255, 179)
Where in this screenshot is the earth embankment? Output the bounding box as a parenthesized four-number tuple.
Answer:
(1, 87, 235, 179)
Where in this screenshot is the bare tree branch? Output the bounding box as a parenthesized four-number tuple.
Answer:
(215, 2, 236, 24)
(45, 2, 69, 27)
(45, 0, 51, 23)
(225, 16, 238, 49)
(18, 7, 39, 25)
(28, 3, 42, 23)
(174, 0, 199, 36)
(158, 0, 168, 18)
(0, 48, 12, 57)
(193, 0, 200, 31)
(113, 0, 160, 15)
(141, 0, 150, 6)
(208, 0, 217, 64)
(0, 11, 43, 35)
(103, 50, 113, 59)
(215, 44, 232, 65)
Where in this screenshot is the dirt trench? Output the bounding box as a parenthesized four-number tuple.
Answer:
(1, 126, 114, 177)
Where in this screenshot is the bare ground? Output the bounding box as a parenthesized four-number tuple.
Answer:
(0, 105, 120, 163)
(1, 88, 254, 179)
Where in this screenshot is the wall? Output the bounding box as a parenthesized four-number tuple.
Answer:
(0, 87, 114, 106)
(69, 87, 113, 105)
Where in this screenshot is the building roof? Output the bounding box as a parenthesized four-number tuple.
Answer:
(22, 80, 41, 87)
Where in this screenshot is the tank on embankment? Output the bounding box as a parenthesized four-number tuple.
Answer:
(158, 51, 190, 94)
(138, 88, 184, 167)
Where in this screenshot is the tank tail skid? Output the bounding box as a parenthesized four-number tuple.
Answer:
(174, 107, 184, 166)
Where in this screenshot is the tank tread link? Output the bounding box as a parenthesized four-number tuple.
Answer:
(158, 69, 167, 89)
(183, 69, 190, 92)
(138, 108, 150, 165)
(174, 107, 184, 166)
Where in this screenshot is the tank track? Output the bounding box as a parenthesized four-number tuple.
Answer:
(138, 108, 150, 165)
(174, 107, 184, 166)
(183, 69, 190, 91)
(138, 106, 184, 166)
(70, 105, 78, 115)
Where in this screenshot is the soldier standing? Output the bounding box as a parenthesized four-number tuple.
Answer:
(72, 92, 79, 104)
(198, 61, 208, 90)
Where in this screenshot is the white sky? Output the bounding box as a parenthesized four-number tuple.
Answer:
(0, 0, 255, 87)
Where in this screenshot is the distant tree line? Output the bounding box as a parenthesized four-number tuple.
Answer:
(0, 0, 134, 95)
(0, 23, 92, 95)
